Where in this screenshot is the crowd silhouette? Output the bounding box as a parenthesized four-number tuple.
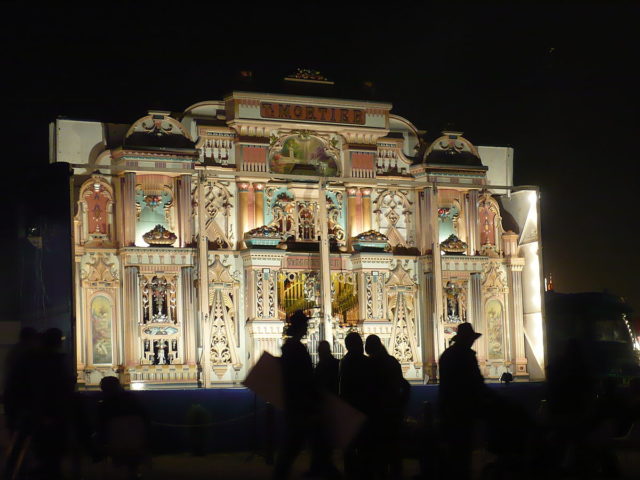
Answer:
(3, 318, 640, 479)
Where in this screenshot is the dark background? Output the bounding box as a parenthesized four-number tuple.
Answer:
(1, 4, 638, 323)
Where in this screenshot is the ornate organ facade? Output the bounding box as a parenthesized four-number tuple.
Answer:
(53, 83, 545, 388)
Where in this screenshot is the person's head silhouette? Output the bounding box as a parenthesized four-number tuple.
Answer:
(345, 331, 364, 355)
(365, 334, 387, 357)
(286, 310, 309, 341)
(42, 328, 65, 351)
(318, 340, 332, 361)
(100, 376, 123, 398)
(451, 322, 481, 348)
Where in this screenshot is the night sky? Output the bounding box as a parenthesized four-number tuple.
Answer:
(2, 5, 638, 315)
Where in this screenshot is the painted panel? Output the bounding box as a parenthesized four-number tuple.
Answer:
(91, 295, 113, 364)
(269, 135, 338, 176)
(135, 188, 173, 246)
(479, 204, 497, 246)
(84, 183, 111, 235)
(486, 299, 504, 360)
(438, 205, 459, 243)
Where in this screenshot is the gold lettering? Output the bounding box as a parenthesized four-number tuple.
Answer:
(261, 103, 274, 117)
(261, 103, 365, 125)
(306, 106, 315, 120)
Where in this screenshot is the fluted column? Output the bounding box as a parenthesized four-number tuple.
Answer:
(74, 260, 86, 371)
(181, 266, 197, 365)
(177, 175, 193, 247)
(469, 272, 486, 364)
(466, 189, 479, 255)
(507, 263, 527, 377)
(197, 174, 211, 386)
(346, 187, 358, 250)
(428, 187, 444, 364)
(422, 271, 437, 381)
(361, 187, 372, 232)
(121, 172, 137, 246)
(254, 183, 265, 227)
(422, 187, 433, 254)
(237, 182, 250, 249)
(124, 266, 140, 367)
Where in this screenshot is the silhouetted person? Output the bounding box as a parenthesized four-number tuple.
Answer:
(96, 376, 150, 479)
(315, 340, 339, 394)
(31, 328, 75, 480)
(3, 327, 38, 433)
(438, 322, 486, 480)
(339, 331, 373, 480)
(3, 327, 39, 479)
(546, 338, 597, 475)
(273, 311, 337, 479)
(365, 334, 410, 479)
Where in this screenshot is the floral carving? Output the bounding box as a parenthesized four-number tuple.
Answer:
(81, 253, 119, 285)
(482, 261, 507, 295)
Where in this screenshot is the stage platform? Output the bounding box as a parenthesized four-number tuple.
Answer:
(77, 383, 546, 455)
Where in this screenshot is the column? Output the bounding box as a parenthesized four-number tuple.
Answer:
(237, 182, 250, 249)
(422, 187, 433, 253)
(361, 187, 372, 232)
(318, 182, 333, 345)
(181, 266, 197, 365)
(466, 189, 479, 255)
(177, 174, 193, 247)
(469, 272, 486, 364)
(254, 183, 265, 227)
(507, 262, 528, 377)
(197, 174, 211, 387)
(346, 187, 359, 250)
(121, 172, 137, 247)
(242, 250, 286, 365)
(123, 266, 140, 367)
(428, 187, 444, 361)
(422, 270, 437, 382)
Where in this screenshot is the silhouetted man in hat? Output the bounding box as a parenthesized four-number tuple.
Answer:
(438, 322, 486, 480)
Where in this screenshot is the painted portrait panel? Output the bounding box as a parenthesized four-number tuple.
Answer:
(486, 299, 504, 360)
(91, 295, 113, 364)
(269, 135, 338, 176)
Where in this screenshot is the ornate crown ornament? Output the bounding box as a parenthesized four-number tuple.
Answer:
(285, 68, 333, 84)
(244, 225, 282, 248)
(352, 230, 389, 252)
(244, 225, 281, 239)
(440, 234, 467, 254)
(143, 224, 177, 246)
(354, 230, 388, 242)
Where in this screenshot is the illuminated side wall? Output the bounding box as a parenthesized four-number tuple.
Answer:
(500, 190, 545, 379)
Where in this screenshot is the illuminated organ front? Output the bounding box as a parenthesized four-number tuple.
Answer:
(55, 81, 545, 388)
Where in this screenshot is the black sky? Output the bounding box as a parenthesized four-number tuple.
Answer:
(2, 5, 639, 312)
